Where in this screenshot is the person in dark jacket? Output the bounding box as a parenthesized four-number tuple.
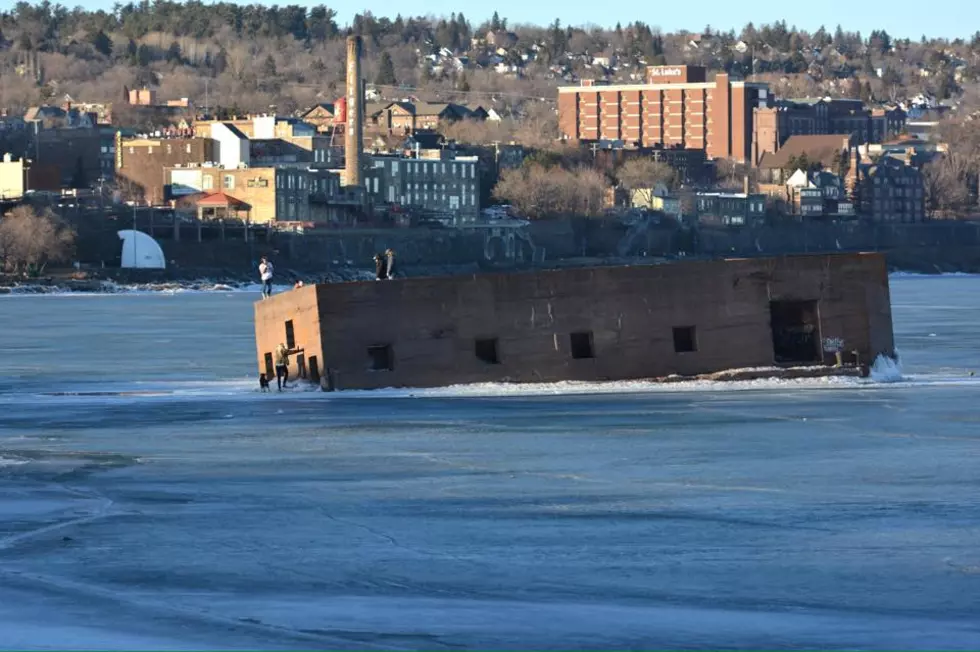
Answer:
(374, 253, 387, 280)
(384, 248, 396, 279)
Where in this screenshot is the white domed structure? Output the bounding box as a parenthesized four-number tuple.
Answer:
(117, 230, 166, 269)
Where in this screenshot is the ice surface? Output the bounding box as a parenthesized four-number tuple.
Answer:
(2, 277, 980, 649)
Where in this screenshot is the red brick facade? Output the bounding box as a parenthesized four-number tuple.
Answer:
(558, 66, 769, 164)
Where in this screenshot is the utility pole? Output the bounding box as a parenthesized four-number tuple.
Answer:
(204, 78, 209, 118)
(133, 202, 138, 268)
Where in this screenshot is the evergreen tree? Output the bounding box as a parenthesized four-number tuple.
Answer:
(262, 54, 277, 77)
(936, 73, 954, 99)
(375, 51, 397, 86)
(213, 48, 228, 75)
(126, 38, 138, 65)
(490, 11, 501, 32)
(91, 30, 112, 57)
(860, 81, 873, 103)
(165, 40, 182, 64)
(136, 43, 151, 67)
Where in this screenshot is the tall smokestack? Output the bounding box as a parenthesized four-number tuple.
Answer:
(344, 35, 363, 188)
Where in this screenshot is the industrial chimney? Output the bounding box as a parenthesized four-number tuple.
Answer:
(344, 35, 363, 188)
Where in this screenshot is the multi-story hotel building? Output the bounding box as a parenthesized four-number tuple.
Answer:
(557, 65, 770, 164)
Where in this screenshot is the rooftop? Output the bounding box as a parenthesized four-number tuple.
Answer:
(758, 134, 852, 170)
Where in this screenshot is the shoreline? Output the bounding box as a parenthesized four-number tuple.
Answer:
(2, 266, 979, 296)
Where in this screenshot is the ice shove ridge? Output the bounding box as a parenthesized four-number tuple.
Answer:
(11, 357, 980, 404)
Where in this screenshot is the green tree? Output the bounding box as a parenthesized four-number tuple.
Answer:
(165, 40, 182, 64)
(261, 54, 277, 77)
(90, 29, 112, 57)
(136, 43, 152, 67)
(212, 48, 228, 75)
(375, 51, 397, 86)
(490, 11, 501, 32)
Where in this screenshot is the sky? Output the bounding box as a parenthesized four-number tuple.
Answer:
(319, 0, 976, 41)
(77, 0, 976, 40)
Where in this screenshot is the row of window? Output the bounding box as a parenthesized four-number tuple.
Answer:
(380, 158, 477, 179)
(365, 327, 699, 372)
(128, 143, 194, 155)
(275, 174, 306, 190)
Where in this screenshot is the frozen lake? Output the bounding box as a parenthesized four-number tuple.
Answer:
(2, 275, 980, 649)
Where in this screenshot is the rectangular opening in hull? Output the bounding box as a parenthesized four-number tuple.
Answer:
(770, 300, 821, 364)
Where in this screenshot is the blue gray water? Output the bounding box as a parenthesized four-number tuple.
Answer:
(1, 276, 980, 650)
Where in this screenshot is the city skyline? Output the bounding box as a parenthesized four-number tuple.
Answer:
(76, 0, 980, 40)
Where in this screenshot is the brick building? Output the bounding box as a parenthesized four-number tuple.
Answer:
(0, 153, 61, 199)
(166, 164, 333, 224)
(363, 152, 481, 224)
(695, 191, 767, 226)
(557, 65, 770, 164)
(116, 135, 216, 203)
(753, 99, 906, 163)
(847, 149, 925, 223)
(254, 253, 895, 391)
(300, 103, 338, 133)
(757, 134, 853, 184)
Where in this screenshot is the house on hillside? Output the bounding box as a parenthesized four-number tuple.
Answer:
(757, 134, 852, 184)
(301, 103, 337, 133)
(366, 101, 477, 135)
(485, 30, 519, 48)
(848, 150, 925, 223)
(783, 169, 855, 218)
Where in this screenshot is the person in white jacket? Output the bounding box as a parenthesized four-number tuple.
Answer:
(259, 256, 274, 298)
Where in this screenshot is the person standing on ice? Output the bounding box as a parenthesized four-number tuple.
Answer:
(374, 253, 387, 281)
(259, 256, 274, 298)
(274, 342, 303, 391)
(384, 248, 396, 279)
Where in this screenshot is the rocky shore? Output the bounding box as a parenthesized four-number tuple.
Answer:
(1, 256, 976, 295)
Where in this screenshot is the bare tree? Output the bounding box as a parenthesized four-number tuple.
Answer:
(0, 206, 76, 274)
(615, 158, 678, 206)
(922, 117, 980, 217)
(493, 163, 607, 219)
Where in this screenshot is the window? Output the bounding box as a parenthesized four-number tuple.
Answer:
(186, 144, 192, 154)
(673, 326, 697, 353)
(474, 338, 500, 364)
(284, 320, 295, 349)
(367, 344, 393, 371)
(570, 331, 594, 359)
(264, 352, 274, 379)
(166, 144, 172, 154)
(224, 174, 235, 189)
(203, 175, 213, 190)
